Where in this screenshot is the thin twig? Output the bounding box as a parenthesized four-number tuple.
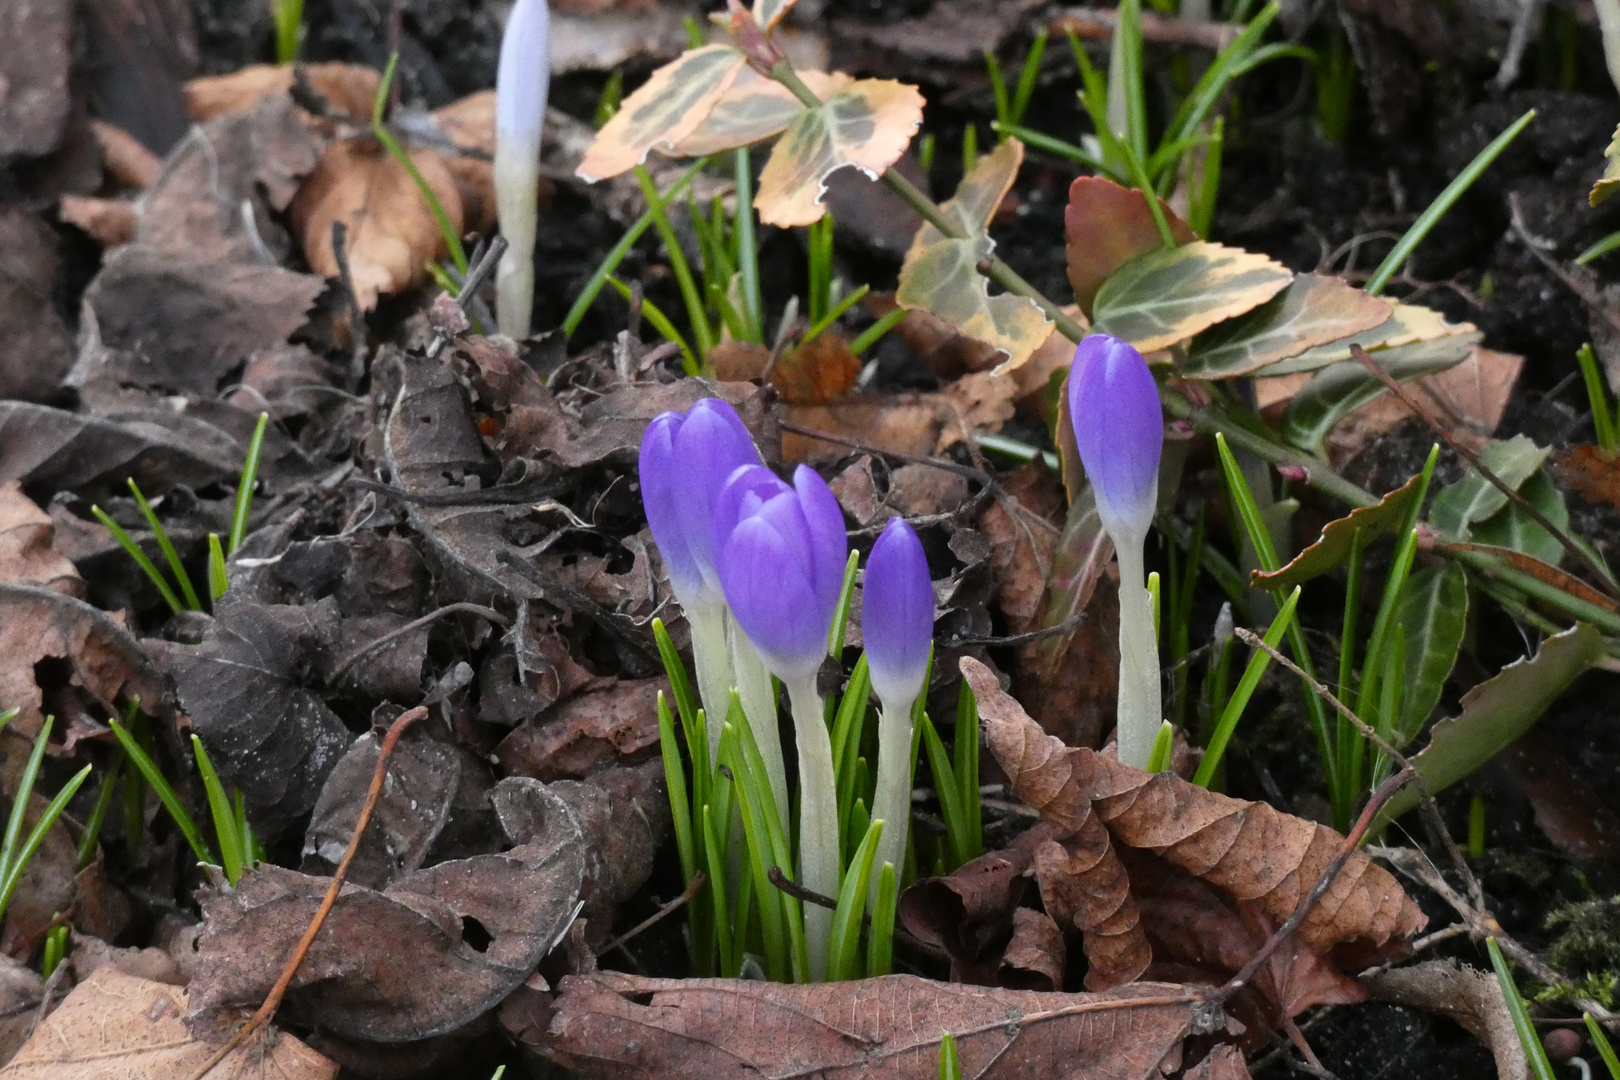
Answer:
(595, 872, 707, 958)
(1349, 343, 1619, 601)
(328, 603, 510, 681)
(947, 606, 1091, 647)
(767, 866, 838, 911)
(188, 705, 428, 1080)
(776, 420, 991, 483)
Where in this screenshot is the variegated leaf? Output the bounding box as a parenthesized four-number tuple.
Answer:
(1090, 241, 1293, 354)
(1264, 302, 1473, 376)
(755, 78, 924, 227)
(1591, 122, 1620, 206)
(1182, 274, 1391, 379)
(672, 69, 850, 157)
(576, 46, 747, 182)
(896, 139, 1054, 371)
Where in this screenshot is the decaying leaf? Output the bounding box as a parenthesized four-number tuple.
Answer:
(158, 599, 352, 834)
(0, 966, 337, 1080)
(671, 68, 851, 157)
(543, 970, 1224, 1080)
(0, 482, 81, 595)
(187, 810, 586, 1043)
(772, 331, 863, 405)
(1182, 275, 1392, 380)
(755, 78, 924, 226)
(0, 0, 74, 159)
(782, 398, 946, 463)
(1064, 176, 1196, 316)
(898, 844, 1035, 984)
(0, 207, 75, 404)
(896, 139, 1053, 372)
(1551, 443, 1620, 511)
(183, 62, 381, 122)
(1590, 122, 1620, 206)
(1376, 622, 1606, 825)
(495, 678, 665, 781)
(963, 657, 1426, 975)
(1364, 960, 1526, 1080)
(576, 45, 749, 181)
(1251, 470, 1425, 590)
(291, 137, 465, 311)
(1090, 241, 1293, 355)
(0, 584, 168, 745)
(1033, 812, 1151, 991)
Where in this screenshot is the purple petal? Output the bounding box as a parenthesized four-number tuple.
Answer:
(639, 411, 702, 599)
(862, 518, 934, 708)
(1067, 334, 1162, 539)
(793, 464, 849, 618)
(496, 0, 551, 144)
(719, 516, 826, 680)
(672, 398, 762, 592)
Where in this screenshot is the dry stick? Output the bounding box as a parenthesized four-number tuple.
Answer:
(328, 602, 511, 680)
(775, 420, 992, 483)
(767, 865, 839, 911)
(595, 871, 707, 958)
(1348, 343, 1620, 602)
(187, 705, 429, 1080)
(1234, 626, 1484, 910)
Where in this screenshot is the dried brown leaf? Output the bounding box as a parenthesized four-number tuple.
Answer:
(543, 970, 1219, 1080)
(773, 331, 862, 405)
(964, 657, 1426, 962)
(0, 966, 337, 1080)
(0, 207, 75, 404)
(291, 137, 465, 310)
(938, 371, 1017, 451)
(898, 845, 1033, 984)
(1034, 811, 1150, 991)
(1364, 960, 1527, 1080)
(1550, 443, 1620, 512)
(0, 0, 74, 159)
(782, 398, 946, 464)
(183, 62, 381, 122)
(88, 119, 162, 189)
(0, 483, 82, 596)
(58, 195, 136, 247)
(1065, 176, 1196, 316)
(1000, 907, 1066, 991)
(494, 678, 666, 781)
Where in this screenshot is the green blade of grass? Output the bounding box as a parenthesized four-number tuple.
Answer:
(1486, 938, 1557, 1080)
(564, 160, 706, 338)
(866, 860, 897, 976)
(92, 506, 184, 614)
(720, 723, 790, 981)
(190, 735, 243, 884)
(1576, 229, 1620, 266)
(126, 480, 201, 611)
(109, 719, 217, 867)
(953, 679, 980, 861)
(985, 49, 1011, 128)
(1586, 1013, 1620, 1079)
(805, 285, 870, 345)
(228, 412, 269, 555)
(828, 550, 860, 657)
(849, 308, 906, 357)
(1010, 31, 1048, 128)
(0, 761, 91, 921)
(76, 754, 123, 870)
(699, 802, 732, 975)
(1144, 719, 1175, 772)
(0, 715, 54, 876)
(827, 818, 883, 981)
(657, 692, 697, 888)
(1578, 342, 1619, 451)
(919, 713, 968, 869)
(1367, 110, 1535, 296)
(831, 654, 873, 821)
(207, 533, 229, 604)
(373, 55, 467, 275)
(990, 121, 1113, 175)
(939, 1033, 961, 1080)
(633, 165, 715, 359)
(1193, 586, 1301, 787)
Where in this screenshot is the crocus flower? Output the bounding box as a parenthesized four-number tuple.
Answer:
(861, 517, 933, 909)
(714, 462, 848, 978)
(639, 399, 768, 768)
(494, 0, 550, 338)
(1067, 333, 1164, 769)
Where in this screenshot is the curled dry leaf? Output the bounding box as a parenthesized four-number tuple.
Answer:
(898, 844, 1034, 984)
(183, 62, 381, 122)
(1250, 470, 1424, 590)
(543, 970, 1223, 1080)
(961, 657, 1426, 986)
(897, 139, 1052, 372)
(0, 482, 82, 596)
(494, 678, 666, 782)
(755, 78, 924, 227)
(1551, 443, 1620, 511)
(1000, 908, 1066, 992)
(772, 331, 862, 405)
(0, 966, 337, 1080)
(292, 137, 465, 311)
(1065, 176, 1196, 316)
(1033, 811, 1151, 991)
(576, 45, 749, 181)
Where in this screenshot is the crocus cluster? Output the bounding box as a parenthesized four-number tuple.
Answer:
(1067, 333, 1165, 768)
(639, 397, 934, 980)
(494, 0, 550, 338)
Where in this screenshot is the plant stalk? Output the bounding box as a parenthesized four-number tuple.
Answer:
(730, 619, 790, 835)
(687, 599, 733, 766)
(785, 673, 838, 981)
(867, 698, 914, 911)
(1113, 533, 1162, 768)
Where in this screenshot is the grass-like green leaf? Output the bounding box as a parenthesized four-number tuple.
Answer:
(126, 480, 200, 611)
(1486, 938, 1557, 1080)
(109, 719, 217, 868)
(827, 818, 883, 980)
(191, 735, 244, 884)
(228, 412, 268, 555)
(1193, 586, 1300, 788)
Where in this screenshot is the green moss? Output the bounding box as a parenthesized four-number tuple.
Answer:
(1537, 894, 1620, 1008)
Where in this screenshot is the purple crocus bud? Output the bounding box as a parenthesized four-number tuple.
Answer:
(862, 518, 933, 710)
(639, 411, 703, 604)
(672, 398, 764, 595)
(1067, 334, 1163, 541)
(715, 464, 849, 681)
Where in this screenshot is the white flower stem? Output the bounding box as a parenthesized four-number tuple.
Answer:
(867, 697, 915, 912)
(1113, 534, 1162, 769)
(1598, 0, 1620, 97)
(730, 620, 789, 836)
(494, 132, 541, 338)
(686, 600, 731, 768)
(785, 674, 837, 982)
